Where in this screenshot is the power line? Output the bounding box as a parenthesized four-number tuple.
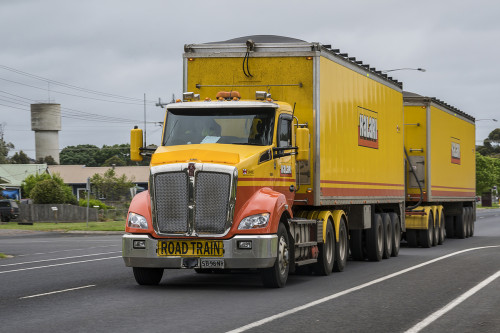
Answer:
(0, 76, 153, 105)
(0, 88, 157, 124)
(0, 64, 157, 103)
(0, 101, 156, 124)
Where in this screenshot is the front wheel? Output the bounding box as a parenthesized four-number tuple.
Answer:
(262, 223, 290, 288)
(133, 267, 164, 285)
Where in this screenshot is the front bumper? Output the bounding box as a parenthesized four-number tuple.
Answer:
(122, 233, 278, 269)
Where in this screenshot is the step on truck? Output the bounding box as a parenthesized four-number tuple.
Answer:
(123, 35, 476, 287)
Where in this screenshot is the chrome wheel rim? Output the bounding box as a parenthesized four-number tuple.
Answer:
(278, 235, 289, 275)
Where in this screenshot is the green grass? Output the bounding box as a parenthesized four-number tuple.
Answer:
(0, 221, 125, 232)
(477, 203, 500, 209)
(0, 253, 9, 259)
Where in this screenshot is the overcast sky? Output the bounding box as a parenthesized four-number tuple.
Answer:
(0, 0, 498, 159)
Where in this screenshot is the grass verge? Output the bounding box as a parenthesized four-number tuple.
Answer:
(0, 221, 125, 232)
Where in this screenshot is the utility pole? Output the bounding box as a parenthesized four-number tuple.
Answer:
(86, 177, 90, 227)
(144, 93, 147, 147)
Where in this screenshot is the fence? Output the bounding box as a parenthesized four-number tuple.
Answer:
(18, 204, 99, 223)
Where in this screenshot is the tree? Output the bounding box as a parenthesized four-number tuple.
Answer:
(0, 124, 14, 164)
(476, 153, 500, 195)
(59, 143, 148, 166)
(36, 155, 58, 165)
(91, 169, 134, 201)
(30, 179, 66, 204)
(10, 150, 31, 164)
(22, 173, 77, 204)
(101, 155, 127, 167)
(59, 144, 100, 166)
(477, 128, 500, 156)
(488, 128, 500, 146)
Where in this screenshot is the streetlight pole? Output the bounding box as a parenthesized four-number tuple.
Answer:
(476, 119, 498, 122)
(381, 68, 426, 74)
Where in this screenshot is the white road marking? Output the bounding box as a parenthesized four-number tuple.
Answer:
(16, 245, 119, 257)
(405, 270, 500, 333)
(226, 245, 500, 333)
(19, 285, 96, 299)
(0, 251, 121, 267)
(0, 256, 121, 274)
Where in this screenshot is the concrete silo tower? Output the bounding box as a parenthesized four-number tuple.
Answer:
(31, 103, 61, 163)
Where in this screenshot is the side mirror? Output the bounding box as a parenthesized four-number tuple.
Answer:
(130, 127, 143, 161)
(296, 127, 310, 162)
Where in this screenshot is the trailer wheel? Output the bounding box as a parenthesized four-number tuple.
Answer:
(366, 214, 383, 261)
(432, 211, 439, 246)
(469, 207, 475, 237)
(406, 230, 418, 247)
(314, 219, 334, 275)
(381, 214, 392, 259)
(262, 223, 290, 288)
(389, 213, 400, 257)
(419, 212, 433, 248)
(466, 207, 473, 238)
(445, 215, 455, 238)
(349, 229, 364, 261)
(133, 267, 164, 285)
(437, 211, 446, 245)
(456, 208, 467, 239)
(333, 217, 348, 272)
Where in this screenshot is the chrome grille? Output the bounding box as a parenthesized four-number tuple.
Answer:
(153, 172, 189, 234)
(151, 163, 237, 236)
(195, 172, 231, 234)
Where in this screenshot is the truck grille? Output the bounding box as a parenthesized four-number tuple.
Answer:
(154, 172, 189, 234)
(151, 164, 236, 236)
(195, 172, 231, 234)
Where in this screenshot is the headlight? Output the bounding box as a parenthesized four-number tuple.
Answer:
(238, 213, 270, 230)
(128, 212, 148, 229)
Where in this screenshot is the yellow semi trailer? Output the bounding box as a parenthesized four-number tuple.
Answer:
(123, 36, 475, 287)
(403, 92, 476, 247)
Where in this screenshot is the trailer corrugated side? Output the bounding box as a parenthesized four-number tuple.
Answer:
(184, 38, 404, 208)
(403, 92, 475, 202)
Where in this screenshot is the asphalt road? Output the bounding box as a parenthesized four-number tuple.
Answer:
(1, 209, 499, 333)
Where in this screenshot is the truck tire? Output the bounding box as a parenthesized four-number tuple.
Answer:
(445, 215, 455, 238)
(381, 213, 392, 259)
(389, 213, 400, 257)
(133, 267, 164, 285)
(262, 223, 290, 288)
(437, 211, 446, 245)
(469, 207, 475, 237)
(432, 210, 439, 246)
(366, 214, 383, 261)
(333, 217, 348, 272)
(419, 212, 433, 248)
(349, 229, 364, 261)
(456, 208, 467, 239)
(406, 230, 418, 247)
(466, 207, 473, 238)
(314, 219, 335, 275)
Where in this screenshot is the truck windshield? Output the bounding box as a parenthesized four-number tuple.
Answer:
(163, 107, 275, 146)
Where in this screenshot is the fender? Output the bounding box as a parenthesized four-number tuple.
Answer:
(232, 187, 291, 234)
(125, 190, 153, 234)
(436, 205, 444, 228)
(304, 210, 345, 243)
(406, 206, 433, 230)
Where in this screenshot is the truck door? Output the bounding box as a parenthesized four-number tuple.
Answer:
(276, 114, 296, 206)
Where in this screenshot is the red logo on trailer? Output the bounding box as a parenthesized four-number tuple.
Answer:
(358, 109, 379, 149)
(451, 142, 461, 164)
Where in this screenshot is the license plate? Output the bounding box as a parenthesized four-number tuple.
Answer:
(200, 258, 224, 269)
(157, 240, 224, 257)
